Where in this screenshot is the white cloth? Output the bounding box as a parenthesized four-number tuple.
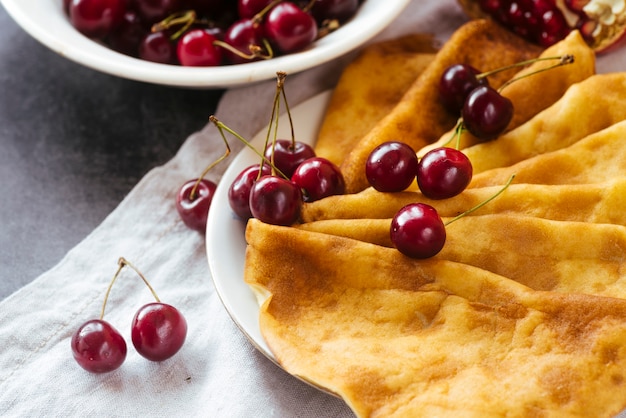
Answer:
(1, 1, 624, 417)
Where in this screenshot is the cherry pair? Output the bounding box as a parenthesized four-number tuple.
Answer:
(71, 258, 187, 373)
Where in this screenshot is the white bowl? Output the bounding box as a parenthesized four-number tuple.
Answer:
(1, 0, 411, 88)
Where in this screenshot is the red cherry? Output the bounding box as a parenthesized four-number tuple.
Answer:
(237, 0, 273, 19)
(390, 203, 446, 259)
(264, 2, 318, 53)
(417, 147, 473, 200)
(71, 319, 127, 373)
(177, 29, 223, 67)
(69, 0, 126, 39)
(176, 178, 217, 232)
(462, 85, 514, 141)
(310, 0, 359, 24)
(249, 176, 302, 226)
(291, 157, 345, 202)
(133, 0, 181, 24)
(264, 139, 316, 179)
(365, 141, 418, 192)
(139, 31, 177, 64)
(131, 302, 187, 362)
(223, 18, 266, 64)
(438, 64, 489, 114)
(228, 163, 272, 219)
(108, 10, 148, 57)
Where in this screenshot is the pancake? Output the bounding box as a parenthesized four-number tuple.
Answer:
(339, 19, 542, 194)
(418, 30, 595, 156)
(315, 34, 437, 166)
(245, 220, 626, 418)
(300, 178, 626, 223)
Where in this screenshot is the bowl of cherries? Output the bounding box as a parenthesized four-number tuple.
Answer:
(1, 0, 411, 88)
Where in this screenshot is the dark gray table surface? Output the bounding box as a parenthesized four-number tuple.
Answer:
(0, 6, 224, 301)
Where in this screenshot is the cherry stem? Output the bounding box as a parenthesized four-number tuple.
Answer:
(208, 115, 288, 180)
(152, 10, 197, 40)
(252, 0, 282, 25)
(263, 73, 286, 176)
(498, 54, 574, 92)
(478, 54, 575, 91)
(212, 38, 274, 61)
(100, 257, 160, 320)
(189, 128, 231, 201)
(444, 174, 515, 226)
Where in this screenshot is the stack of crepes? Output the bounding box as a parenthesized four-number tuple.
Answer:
(244, 19, 626, 417)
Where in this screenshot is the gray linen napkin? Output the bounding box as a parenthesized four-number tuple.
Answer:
(0, 1, 467, 416)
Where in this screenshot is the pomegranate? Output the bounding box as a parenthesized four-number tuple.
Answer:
(458, 0, 626, 52)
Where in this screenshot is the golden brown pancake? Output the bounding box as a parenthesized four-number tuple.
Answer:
(470, 118, 626, 187)
(339, 19, 542, 194)
(464, 73, 626, 175)
(245, 220, 626, 417)
(297, 214, 626, 298)
(418, 30, 595, 156)
(300, 179, 626, 223)
(315, 34, 437, 166)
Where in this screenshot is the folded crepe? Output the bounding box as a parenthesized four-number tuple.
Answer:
(339, 19, 542, 194)
(470, 118, 626, 187)
(464, 73, 626, 174)
(315, 34, 437, 166)
(418, 30, 595, 156)
(245, 219, 626, 418)
(297, 214, 626, 298)
(300, 178, 626, 223)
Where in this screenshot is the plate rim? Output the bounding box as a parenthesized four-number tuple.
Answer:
(206, 90, 333, 366)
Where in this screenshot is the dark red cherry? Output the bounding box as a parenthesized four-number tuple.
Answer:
(177, 29, 223, 66)
(390, 203, 446, 259)
(438, 64, 489, 114)
(175, 178, 217, 232)
(291, 157, 345, 202)
(223, 18, 266, 64)
(131, 302, 187, 362)
(108, 10, 148, 57)
(228, 163, 272, 219)
(264, 139, 316, 179)
(462, 85, 514, 141)
(69, 0, 126, 39)
(139, 31, 177, 64)
(365, 141, 418, 192)
(71, 319, 127, 373)
(238, 0, 273, 19)
(417, 147, 473, 200)
(264, 2, 318, 53)
(310, 0, 359, 24)
(133, 0, 181, 24)
(249, 176, 302, 226)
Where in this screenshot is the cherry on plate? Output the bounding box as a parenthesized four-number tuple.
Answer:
(365, 141, 418, 192)
(390, 203, 446, 259)
(417, 147, 473, 200)
(249, 175, 302, 226)
(264, 139, 316, 179)
(228, 163, 272, 219)
(462, 85, 513, 141)
(438, 63, 488, 114)
(291, 157, 345, 202)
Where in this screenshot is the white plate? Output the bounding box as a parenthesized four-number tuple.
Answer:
(1, 0, 410, 88)
(206, 90, 332, 362)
